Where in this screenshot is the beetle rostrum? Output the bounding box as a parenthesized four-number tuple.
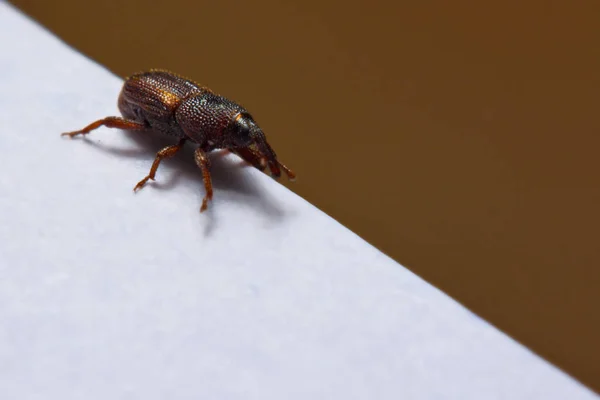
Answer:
(61, 69, 295, 212)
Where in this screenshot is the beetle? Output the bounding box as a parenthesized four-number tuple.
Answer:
(62, 69, 295, 212)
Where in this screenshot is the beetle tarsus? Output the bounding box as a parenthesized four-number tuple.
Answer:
(61, 130, 88, 138)
(279, 162, 296, 181)
(133, 176, 153, 192)
(133, 139, 186, 192)
(200, 198, 209, 213)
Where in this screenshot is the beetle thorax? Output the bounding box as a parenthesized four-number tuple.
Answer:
(175, 93, 246, 147)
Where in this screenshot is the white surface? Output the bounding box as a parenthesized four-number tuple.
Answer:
(0, 2, 597, 399)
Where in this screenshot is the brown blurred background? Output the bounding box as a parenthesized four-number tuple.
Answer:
(10, 0, 600, 392)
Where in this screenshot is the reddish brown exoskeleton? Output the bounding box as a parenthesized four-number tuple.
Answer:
(62, 69, 295, 212)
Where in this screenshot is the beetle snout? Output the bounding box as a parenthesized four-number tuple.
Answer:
(251, 128, 281, 178)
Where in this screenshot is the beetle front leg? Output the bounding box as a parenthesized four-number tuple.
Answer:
(61, 116, 146, 138)
(235, 146, 296, 181)
(133, 138, 186, 192)
(194, 148, 213, 212)
(276, 160, 295, 181)
(231, 147, 268, 171)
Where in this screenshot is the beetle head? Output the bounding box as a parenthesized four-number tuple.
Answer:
(231, 113, 282, 178)
(230, 113, 254, 148)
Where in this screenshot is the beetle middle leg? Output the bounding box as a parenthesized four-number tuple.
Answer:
(133, 138, 186, 192)
(61, 117, 146, 138)
(194, 148, 213, 212)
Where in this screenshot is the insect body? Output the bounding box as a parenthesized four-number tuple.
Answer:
(62, 69, 295, 212)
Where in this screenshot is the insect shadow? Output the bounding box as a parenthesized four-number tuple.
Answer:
(80, 128, 288, 232)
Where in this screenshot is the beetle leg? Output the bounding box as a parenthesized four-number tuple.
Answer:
(274, 159, 296, 181)
(61, 117, 146, 137)
(235, 146, 296, 181)
(194, 148, 213, 212)
(231, 147, 268, 171)
(133, 138, 186, 192)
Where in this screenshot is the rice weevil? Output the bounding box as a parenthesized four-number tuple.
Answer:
(62, 69, 295, 212)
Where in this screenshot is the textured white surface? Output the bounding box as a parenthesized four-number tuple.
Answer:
(0, 2, 597, 399)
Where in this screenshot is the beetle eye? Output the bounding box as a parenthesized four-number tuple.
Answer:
(232, 115, 253, 147)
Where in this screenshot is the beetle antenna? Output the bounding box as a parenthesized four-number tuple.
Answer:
(252, 129, 281, 178)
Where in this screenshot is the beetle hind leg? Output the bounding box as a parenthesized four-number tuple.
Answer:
(61, 116, 146, 138)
